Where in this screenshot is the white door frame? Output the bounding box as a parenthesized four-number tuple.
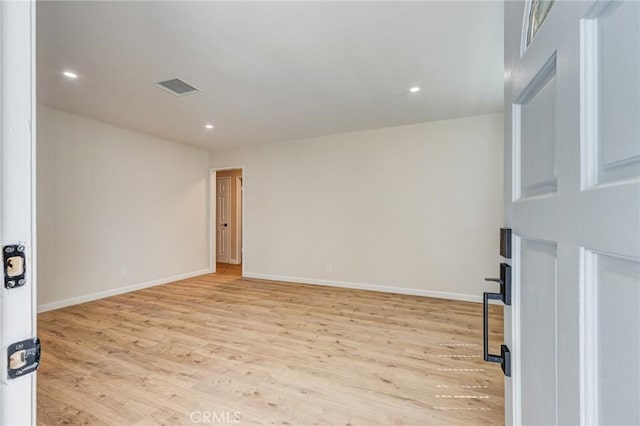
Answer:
(0, 0, 38, 424)
(209, 166, 245, 275)
(234, 175, 243, 265)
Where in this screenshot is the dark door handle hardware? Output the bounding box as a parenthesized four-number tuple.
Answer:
(484, 263, 511, 305)
(500, 228, 512, 259)
(483, 292, 511, 377)
(222, 223, 228, 227)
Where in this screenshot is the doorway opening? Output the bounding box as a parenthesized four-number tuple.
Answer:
(210, 167, 244, 278)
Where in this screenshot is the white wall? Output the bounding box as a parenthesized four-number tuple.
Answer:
(37, 105, 210, 311)
(211, 113, 504, 301)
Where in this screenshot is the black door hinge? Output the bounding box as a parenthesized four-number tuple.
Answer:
(7, 338, 40, 379)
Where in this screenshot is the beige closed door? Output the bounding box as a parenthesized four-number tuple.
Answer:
(216, 177, 231, 263)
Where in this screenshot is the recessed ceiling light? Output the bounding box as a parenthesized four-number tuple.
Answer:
(409, 86, 421, 93)
(63, 71, 78, 79)
(204, 124, 214, 130)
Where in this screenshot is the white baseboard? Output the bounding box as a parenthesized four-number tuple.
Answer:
(37, 269, 210, 313)
(228, 259, 241, 265)
(243, 272, 485, 303)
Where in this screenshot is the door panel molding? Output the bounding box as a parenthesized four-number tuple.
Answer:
(519, 236, 558, 426)
(581, 249, 640, 425)
(581, 1, 640, 189)
(513, 52, 558, 201)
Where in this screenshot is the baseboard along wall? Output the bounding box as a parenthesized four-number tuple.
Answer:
(243, 271, 486, 303)
(37, 269, 210, 313)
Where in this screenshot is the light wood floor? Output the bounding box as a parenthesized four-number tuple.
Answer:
(38, 263, 504, 425)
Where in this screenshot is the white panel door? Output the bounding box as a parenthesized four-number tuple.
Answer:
(216, 177, 231, 264)
(504, 1, 640, 425)
(0, 0, 38, 424)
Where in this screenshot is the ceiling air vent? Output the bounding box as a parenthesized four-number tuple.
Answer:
(154, 78, 200, 96)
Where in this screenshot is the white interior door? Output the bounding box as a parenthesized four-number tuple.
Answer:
(504, 1, 640, 425)
(0, 0, 38, 424)
(216, 177, 231, 264)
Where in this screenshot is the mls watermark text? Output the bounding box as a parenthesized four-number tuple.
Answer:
(190, 410, 241, 424)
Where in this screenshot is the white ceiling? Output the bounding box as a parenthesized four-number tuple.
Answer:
(37, 1, 504, 153)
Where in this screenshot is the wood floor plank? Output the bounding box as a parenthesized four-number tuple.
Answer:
(38, 263, 504, 425)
